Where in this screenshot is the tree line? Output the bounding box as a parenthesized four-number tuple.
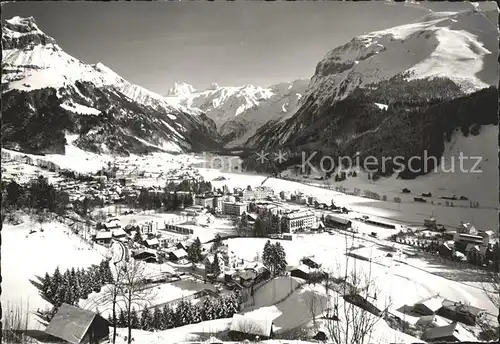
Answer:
(1, 177, 71, 219)
(111, 292, 240, 331)
(39, 259, 113, 309)
(134, 188, 194, 211)
(165, 179, 212, 194)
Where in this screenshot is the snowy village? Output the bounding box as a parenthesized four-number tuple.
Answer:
(1, 1, 499, 344)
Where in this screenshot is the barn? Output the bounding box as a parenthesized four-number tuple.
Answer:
(45, 303, 110, 344)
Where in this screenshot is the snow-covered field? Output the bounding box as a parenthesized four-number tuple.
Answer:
(320, 125, 499, 211)
(194, 133, 498, 231)
(243, 282, 422, 343)
(2, 159, 64, 185)
(113, 318, 233, 344)
(1, 219, 106, 330)
(226, 235, 497, 316)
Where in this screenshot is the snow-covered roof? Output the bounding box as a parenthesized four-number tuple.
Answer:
(441, 299, 484, 315)
(291, 264, 314, 274)
(423, 321, 476, 342)
(171, 248, 188, 259)
(204, 336, 223, 344)
(112, 228, 127, 237)
(45, 303, 109, 344)
(374, 102, 389, 110)
(414, 295, 444, 313)
(229, 314, 273, 337)
(95, 231, 112, 240)
(284, 210, 315, 219)
(145, 238, 160, 246)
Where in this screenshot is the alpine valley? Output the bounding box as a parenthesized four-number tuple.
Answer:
(2, 9, 497, 179)
(1, 16, 221, 156)
(2, 5, 500, 344)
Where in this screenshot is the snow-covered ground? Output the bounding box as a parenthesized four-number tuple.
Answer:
(1, 218, 107, 330)
(2, 159, 64, 185)
(194, 126, 498, 231)
(321, 125, 499, 213)
(79, 277, 215, 319)
(113, 318, 233, 344)
(226, 235, 497, 316)
(243, 282, 422, 343)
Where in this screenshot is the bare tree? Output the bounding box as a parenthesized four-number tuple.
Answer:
(305, 287, 326, 331)
(117, 257, 156, 344)
(232, 318, 266, 339)
(323, 234, 390, 344)
(101, 263, 124, 344)
(481, 266, 500, 341)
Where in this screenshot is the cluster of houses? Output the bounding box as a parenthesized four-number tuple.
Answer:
(420, 221, 498, 265)
(400, 295, 486, 342)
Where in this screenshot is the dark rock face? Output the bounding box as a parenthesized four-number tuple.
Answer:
(2, 17, 57, 50)
(1, 16, 222, 156)
(243, 73, 497, 178)
(1, 81, 222, 156)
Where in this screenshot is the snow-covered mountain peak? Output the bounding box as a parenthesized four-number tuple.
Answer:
(308, 9, 497, 108)
(209, 82, 220, 90)
(3, 16, 56, 50)
(167, 82, 196, 97)
(5, 16, 43, 35)
(2, 16, 221, 155)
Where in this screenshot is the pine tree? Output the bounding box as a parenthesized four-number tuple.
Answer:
(151, 307, 162, 330)
(175, 300, 193, 327)
(225, 292, 239, 316)
(273, 242, 288, 276)
(161, 304, 175, 330)
(80, 269, 92, 297)
(211, 234, 223, 252)
(188, 237, 202, 263)
(213, 298, 226, 319)
(41, 272, 52, 299)
(129, 308, 140, 329)
(100, 259, 113, 284)
(262, 240, 273, 271)
(118, 308, 127, 327)
(201, 298, 216, 321)
(140, 306, 152, 330)
(211, 253, 222, 280)
(191, 304, 202, 324)
(53, 284, 65, 307)
(51, 267, 63, 296)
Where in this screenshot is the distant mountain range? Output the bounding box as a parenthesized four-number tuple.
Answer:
(165, 80, 309, 147)
(2, 9, 497, 178)
(1, 16, 220, 156)
(238, 9, 497, 179)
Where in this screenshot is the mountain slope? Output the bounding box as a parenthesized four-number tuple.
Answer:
(1, 16, 221, 156)
(242, 9, 497, 178)
(166, 80, 309, 147)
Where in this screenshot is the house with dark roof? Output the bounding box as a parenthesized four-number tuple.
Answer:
(437, 299, 485, 326)
(300, 256, 322, 269)
(94, 231, 112, 247)
(132, 249, 157, 263)
(45, 303, 110, 344)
